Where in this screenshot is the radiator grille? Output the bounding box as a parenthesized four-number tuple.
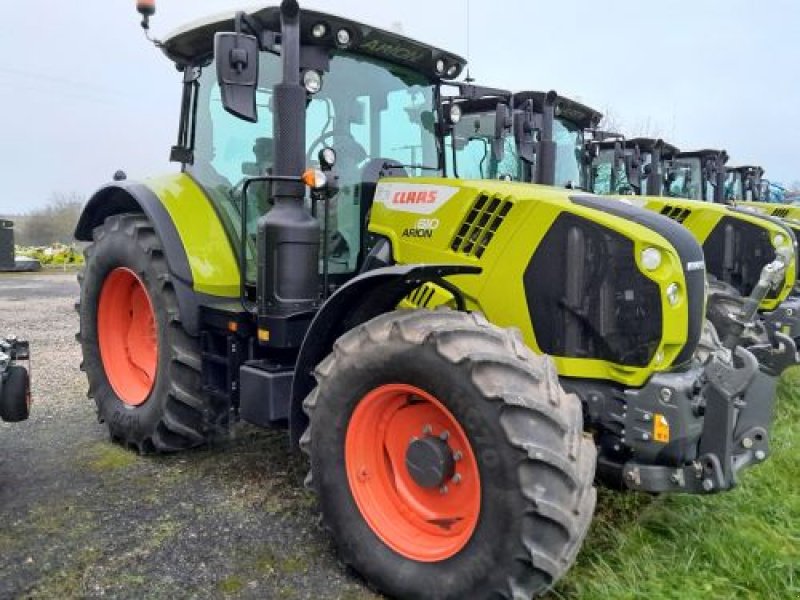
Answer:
(451, 194, 513, 258)
(659, 204, 692, 224)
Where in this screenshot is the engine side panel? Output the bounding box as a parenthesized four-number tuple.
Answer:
(369, 178, 697, 387)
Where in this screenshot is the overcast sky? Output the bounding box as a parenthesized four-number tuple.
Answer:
(1, 0, 798, 214)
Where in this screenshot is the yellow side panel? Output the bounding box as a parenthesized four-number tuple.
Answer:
(145, 174, 240, 297)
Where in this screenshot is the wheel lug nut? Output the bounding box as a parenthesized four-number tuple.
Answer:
(439, 431, 450, 441)
(453, 451, 463, 461)
(452, 473, 462, 484)
(422, 424, 433, 434)
(439, 485, 449, 494)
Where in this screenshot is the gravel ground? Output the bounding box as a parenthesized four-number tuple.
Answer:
(0, 271, 379, 599)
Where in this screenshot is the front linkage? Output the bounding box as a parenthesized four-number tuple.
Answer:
(707, 245, 799, 376)
(0, 335, 31, 423)
(619, 343, 770, 494)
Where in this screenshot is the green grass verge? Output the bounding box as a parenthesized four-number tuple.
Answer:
(553, 367, 800, 599)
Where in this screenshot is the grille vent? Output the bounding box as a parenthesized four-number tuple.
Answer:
(451, 194, 513, 258)
(773, 208, 790, 218)
(406, 283, 437, 308)
(659, 205, 692, 223)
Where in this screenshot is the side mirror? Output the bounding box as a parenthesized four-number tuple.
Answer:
(492, 103, 512, 162)
(215, 32, 260, 122)
(513, 100, 536, 164)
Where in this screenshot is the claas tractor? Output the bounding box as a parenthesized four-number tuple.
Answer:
(74, 3, 775, 598)
(0, 335, 31, 423)
(446, 90, 799, 375)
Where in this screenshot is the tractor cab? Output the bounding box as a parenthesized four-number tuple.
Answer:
(588, 137, 679, 197)
(725, 165, 766, 202)
(664, 149, 729, 203)
(160, 5, 465, 293)
(442, 89, 601, 188)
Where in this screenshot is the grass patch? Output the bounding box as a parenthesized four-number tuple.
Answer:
(552, 367, 800, 599)
(81, 442, 138, 472)
(217, 576, 245, 595)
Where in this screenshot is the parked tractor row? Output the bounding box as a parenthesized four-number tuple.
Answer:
(68, 2, 797, 598)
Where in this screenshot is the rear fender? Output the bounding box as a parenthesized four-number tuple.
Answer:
(74, 182, 202, 334)
(288, 264, 481, 446)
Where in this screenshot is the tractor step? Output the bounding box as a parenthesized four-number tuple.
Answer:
(239, 362, 293, 426)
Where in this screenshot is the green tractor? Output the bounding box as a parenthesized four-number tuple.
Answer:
(447, 90, 799, 375)
(75, 3, 775, 597)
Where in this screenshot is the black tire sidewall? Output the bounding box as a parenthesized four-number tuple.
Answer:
(80, 218, 175, 445)
(312, 340, 527, 599)
(0, 366, 30, 422)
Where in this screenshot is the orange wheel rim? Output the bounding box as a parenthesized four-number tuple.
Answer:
(345, 384, 481, 562)
(97, 268, 158, 406)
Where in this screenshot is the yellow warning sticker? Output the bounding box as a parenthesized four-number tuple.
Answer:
(654, 414, 670, 443)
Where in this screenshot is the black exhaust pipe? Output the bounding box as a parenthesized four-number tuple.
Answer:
(257, 0, 321, 322)
(535, 90, 558, 186)
(646, 141, 664, 196)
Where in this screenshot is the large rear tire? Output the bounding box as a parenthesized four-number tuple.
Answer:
(77, 213, 224, 453)
(301, 309, 596, 599)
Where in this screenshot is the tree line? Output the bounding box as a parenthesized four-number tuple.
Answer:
(1, 192, 85, 247)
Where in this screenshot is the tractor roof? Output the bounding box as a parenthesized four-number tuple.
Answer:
(591, 137, 680, 157)
(162, 4, 466, 81)
(676, 149, 728, 162)
(455, 90, 602, 129)
(515, 91, 603, 129)
(728, 165, 764, 174)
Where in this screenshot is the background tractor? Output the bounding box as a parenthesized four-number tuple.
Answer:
(0, 335, 31, 423)
(74, 3, 776, 598)
(447, 90, 799, 374)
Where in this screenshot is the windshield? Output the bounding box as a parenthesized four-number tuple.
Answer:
(446, 111, 585, 187)
(591, 147, 636, 195)
(553, 117, 584, 187)
(189, 52, 438, 281)
(447, 109, 520, 180)
(666, 158, 702, 200)
(725, 171, 743, 202)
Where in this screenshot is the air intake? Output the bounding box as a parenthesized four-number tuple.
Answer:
(451, 194, 513, 258)
(659, 205, 692, 224)
(773, 208, 790, 218)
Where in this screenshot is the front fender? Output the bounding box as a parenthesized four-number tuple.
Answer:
(288, 264, 481, 447)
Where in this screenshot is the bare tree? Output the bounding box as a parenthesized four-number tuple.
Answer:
(15, 192, 85, 246)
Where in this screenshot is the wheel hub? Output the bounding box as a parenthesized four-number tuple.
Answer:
(405, 435, 456, 489)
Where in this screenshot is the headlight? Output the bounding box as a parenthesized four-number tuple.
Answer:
(641, 247, 663, 271)
(302, 70, 322, 94)
(448, 103, 462, 124)
(435, 59, 446, 74)
(336, 28, 351, 47)
(666, 282, 681, 306)
(311, 23, 328, 38)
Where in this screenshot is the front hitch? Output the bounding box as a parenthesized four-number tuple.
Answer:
(707, 246, 800, 374)
(621, 345, 773, 494)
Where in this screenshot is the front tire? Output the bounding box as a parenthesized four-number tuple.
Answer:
(302, 309, 596, 599)
(78, 213, 224, 453)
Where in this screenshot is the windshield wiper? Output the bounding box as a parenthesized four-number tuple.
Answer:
(386, 162, 440, 172)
